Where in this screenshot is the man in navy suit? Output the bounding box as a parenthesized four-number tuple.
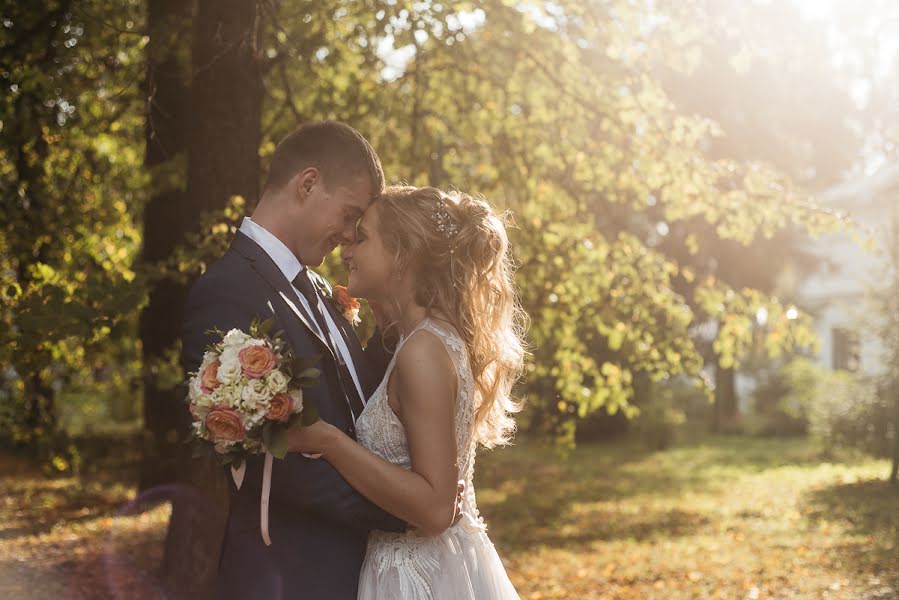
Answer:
(181, 121, 404, 599)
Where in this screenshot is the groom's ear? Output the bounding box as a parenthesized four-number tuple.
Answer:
(295, 167, 320, 203)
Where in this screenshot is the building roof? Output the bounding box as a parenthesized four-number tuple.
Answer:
(818, 161, 899, 218)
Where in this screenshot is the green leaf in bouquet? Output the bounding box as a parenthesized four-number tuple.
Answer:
(268, 426, 289, 459)
(271, 330, 286, 348)
(292, 354, 322, 372)
(257, 318, 275, 337)
(287, 412, 303, 427)
(232, 456, 244, 470)
(262, 422, 273, 448)
(300, 401, 320, 426)
(205, 327, 227, 340)
(295, 367, 321, 385)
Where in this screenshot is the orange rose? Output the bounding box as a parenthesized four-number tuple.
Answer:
(205, 405, 246, 441)
(200, 359, 221, 394)
(334, 285, 360, 311)
(334, 285, 361, 326)
(265, 392, 293, 422)
(239, 345, 277, 379)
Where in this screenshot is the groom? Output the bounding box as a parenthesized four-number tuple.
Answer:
(181, 121, 405, 599)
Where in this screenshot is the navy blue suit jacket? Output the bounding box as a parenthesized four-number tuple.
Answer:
(181, 230, 404, 600)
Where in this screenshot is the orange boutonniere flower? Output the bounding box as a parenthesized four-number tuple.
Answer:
(333, 285, 361, 326)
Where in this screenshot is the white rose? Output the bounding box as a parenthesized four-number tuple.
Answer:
(222, 329, 250, 347)
(243, 409, 266, 429)
(264, 369, 289, 395)
(241, 379, 270, 409)
(195, 392, 215, 410)
(189, 374, 204, 402)
(199, 350, 217, 369)
(217, 383, 242, 408)
(217, 356, 242, 385)
(289, 389, 304, 414)
(190, 401, 212, 421)
(219, 345, 240, 365)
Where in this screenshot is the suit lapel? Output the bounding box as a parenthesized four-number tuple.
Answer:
(320, 291, 375, 397)
(229, 230, 360, 430)
(230, 231, 334, 358)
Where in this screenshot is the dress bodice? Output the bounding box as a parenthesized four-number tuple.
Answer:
(355, 317, 520, 600)
(356, 317, 480, 519)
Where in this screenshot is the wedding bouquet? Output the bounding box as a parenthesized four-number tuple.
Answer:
(187, 318, 320, 468)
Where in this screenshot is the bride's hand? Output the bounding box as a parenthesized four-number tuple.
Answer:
(287, 419, 339, 457)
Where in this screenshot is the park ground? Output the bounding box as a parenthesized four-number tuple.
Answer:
(1, 435, 896, 599)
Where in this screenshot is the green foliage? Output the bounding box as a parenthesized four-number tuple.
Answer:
(776, 358, 892, 457)
(306, 0, 845, 442)
(746, 363, 810, 438)
(0, 1, 147, 448)
(631, 381, 691, 450)
(3, 0, 869, 453)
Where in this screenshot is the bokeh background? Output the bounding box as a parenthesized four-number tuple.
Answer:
(1, 1, 898, 598)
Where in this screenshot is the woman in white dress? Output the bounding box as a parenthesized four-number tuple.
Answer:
(288, 185, 525, 599)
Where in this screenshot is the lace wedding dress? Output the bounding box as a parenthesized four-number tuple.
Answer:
(355, 317, 520, 599)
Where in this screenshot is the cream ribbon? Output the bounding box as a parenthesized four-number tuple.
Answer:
(260, 451, 273, 545)
(229, 452, 274, 546)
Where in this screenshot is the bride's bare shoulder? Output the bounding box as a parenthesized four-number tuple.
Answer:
(393, 328, 458, 401)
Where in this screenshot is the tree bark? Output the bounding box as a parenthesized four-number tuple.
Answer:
(184, 0, 263, 223)
(891, 380, 898, 484)
(139, 0, 194, 491)
(714, 363, 738, 432)
(157, 1, 263, 597)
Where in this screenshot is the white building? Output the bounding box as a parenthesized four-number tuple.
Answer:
(796, 161, 899, 377)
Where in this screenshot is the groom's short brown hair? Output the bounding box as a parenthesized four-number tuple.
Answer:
(263, 121, 384, 195)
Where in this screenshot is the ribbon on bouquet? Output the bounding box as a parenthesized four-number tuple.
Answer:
(230, 451, 274, 546)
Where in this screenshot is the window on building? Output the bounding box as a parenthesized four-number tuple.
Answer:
(832, 327, 860, 372)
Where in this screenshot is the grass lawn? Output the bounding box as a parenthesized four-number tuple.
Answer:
(1, 435, 896, 599)
(477, 435, 898, 599)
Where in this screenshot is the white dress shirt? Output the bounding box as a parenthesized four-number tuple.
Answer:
(239, 217, 366, 410)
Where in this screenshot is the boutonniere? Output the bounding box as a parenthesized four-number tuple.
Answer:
(332, 285, 361, 327)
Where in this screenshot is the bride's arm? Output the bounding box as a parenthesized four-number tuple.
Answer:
(288, 331, 460, 536)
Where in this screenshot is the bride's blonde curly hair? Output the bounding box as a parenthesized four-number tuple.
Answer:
(375, 186, 526, 448)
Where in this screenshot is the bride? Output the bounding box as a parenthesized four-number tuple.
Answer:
(288, 185, 525, 599)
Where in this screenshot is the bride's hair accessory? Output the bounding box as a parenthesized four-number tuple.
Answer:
(432, 199, 460, 243)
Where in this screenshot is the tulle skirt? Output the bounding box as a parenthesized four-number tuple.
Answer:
(358, 519, 520, 600)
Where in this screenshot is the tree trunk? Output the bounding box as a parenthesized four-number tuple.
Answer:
(10, 64, 58, 451)
(184, 0, 263, 223)
(159, 1, 263, 597)
(891, 381, 898, 484)
(714, 363, 738, 432)
(139, 0, 194, 491)
(23, 374, 54, 448)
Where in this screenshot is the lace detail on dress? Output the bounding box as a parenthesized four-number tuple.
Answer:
(355, 317, 485, 599)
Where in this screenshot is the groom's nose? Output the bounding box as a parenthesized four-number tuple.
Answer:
(340, 222, 357, 244)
